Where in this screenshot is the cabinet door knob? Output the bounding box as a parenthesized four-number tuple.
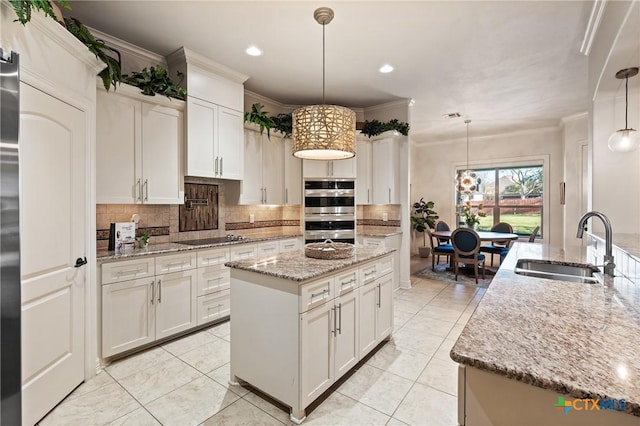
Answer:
(74, 257, 87, 268)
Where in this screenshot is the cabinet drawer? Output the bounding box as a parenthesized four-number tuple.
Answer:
(229, 244, 257, 260)
(377, 255, 393, 277)
(197, 290, 231, 325)
(279, 238, 301, 253)
(361, 262, 378, 285)
(197, 266, 231, 296)
(258, 241, 279, 257)
(362, 237, 385, 248)
(197, 247, 230, 268)
(335, 268, 358, 296)
(101, 257, 155, 285)
(155, 252, 197, 275)
(299, 277, 334, 313)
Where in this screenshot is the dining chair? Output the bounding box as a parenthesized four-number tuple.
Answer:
(479, 222, 513, 266)
(528, 226, 540, 242)
(451, 228, 485, 284)
(426, 227, 454, 271)
(434, 220, 451, 263)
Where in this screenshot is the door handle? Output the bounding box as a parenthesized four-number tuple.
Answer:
(136, 178, 142, 201)
(150, 281, 155, 305)
(331, 305, 337, 336)
(285, 188, 288, 204)
(264, 187, 267, 203)
(157, 279, 162, 303)
(367, 188, 370, 204)
(337, 303, 342, 335)
(388, 188, 391, 203)
(214, 157, 219, 175)
(220, 157, 223, 176)
(74, 257, 87, 268)
(144, 179, 149, 201)
(377, 284, 381, 307)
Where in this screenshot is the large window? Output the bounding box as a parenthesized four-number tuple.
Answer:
(456, 165, 543, 237)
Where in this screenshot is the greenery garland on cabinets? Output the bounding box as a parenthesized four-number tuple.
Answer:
(123, 66, 187, 100)
(10, 0, 69, 25)
(64, 17, 123, 91)
(361, 119, 410, 138)
(244, 103, 276, 139)
(271, 113, 293, 138)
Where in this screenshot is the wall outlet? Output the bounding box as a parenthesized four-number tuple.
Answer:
(249, 214, 255, 224)
(382, 213, 388, 222)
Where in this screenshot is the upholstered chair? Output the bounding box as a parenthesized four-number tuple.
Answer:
(451, 228, 486, 284)
(479, 222, 513, 266)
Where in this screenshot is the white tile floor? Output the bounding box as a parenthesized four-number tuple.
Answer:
(39, 258, 485, 426)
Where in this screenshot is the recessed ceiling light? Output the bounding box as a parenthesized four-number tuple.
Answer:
(245, 45, 262, 56)
(379, 64, 394, 73)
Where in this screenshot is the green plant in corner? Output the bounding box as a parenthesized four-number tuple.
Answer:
(137, 231, 150, 247)
(124, 66, 187, 100)
(410, 198, 438, 254)
(64, 17, 122, 91)
(244, 103, 275, 140)
(11, 0, 70, 25)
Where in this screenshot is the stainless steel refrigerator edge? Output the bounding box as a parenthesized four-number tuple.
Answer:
(0, 48, 22, 425)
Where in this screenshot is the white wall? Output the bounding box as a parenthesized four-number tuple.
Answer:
(562, 113, 589, 245)
(589, 0, 640, 234)
(411, 126, 564, 247)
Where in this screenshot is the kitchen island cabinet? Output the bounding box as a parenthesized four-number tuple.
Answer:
(227, 247, 394, 423)
(453, 242, 640, 425)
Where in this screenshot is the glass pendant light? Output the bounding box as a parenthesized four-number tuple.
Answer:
(455, 119, 481, 195)
(608, 67, 639, 153)
(292, 7, 356, 160)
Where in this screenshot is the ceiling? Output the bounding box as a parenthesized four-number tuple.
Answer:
(65, 1, 593, 144)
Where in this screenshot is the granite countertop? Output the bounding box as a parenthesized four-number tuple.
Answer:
(97, 234, 302, 262)
(451, 241, 640, 416)
(226, 247, 395, 282)
(358, 226, 402, 237)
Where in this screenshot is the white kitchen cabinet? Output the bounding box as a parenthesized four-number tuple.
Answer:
(197, 289, 231, 325)
(155, 270, 197, 340)
(284, 139, 302, 205)
(102, 278, 156, 357)
(359, 234, 401, 290)
(238, 127, 284, 204)
(358, 257, 394, 357)
(186, 98, 244, 180)
(230, 243, 258, 260)
(258, 240, 280, 257)
(303, 157, 356, 178)
(96, 86, 184, 204)
(372, 135, 401, 204)
(356, 138, 373, 204)
(333, 289, 359, 378)
(279, 237, 302, 253)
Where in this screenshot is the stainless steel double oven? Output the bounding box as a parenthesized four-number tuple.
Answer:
(304, 179, 355, 244)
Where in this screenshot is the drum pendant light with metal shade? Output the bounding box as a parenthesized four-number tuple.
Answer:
(608, 67, 640, 153)
(292, 7, 356, 160)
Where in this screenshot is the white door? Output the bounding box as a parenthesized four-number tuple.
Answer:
(262, 135, 284, 204)
(283, 139, 302, 205)
(217, 106, 244, 180)
(95, 90, 140, 203)
(358, 282, 377, 357)
(331, 158, 356, 178)
(376, 274, 394, 341)
(240, 129, 263, 204)
(155, 270, 197, 340)
(141, 103, 182, 204)
(300, 301, 334, 408)
(334, 290, 359, 379)
(372, 138, 399, 204)
(356, 139, 372, 204)
(303, 159, 330, 178)
(186, 97, 216, 178)
(19, 83, 86, 426)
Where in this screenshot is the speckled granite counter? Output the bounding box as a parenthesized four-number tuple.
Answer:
(226, 247, 394, 282)
(96, 234, 302, 263)
(451, 241, 640, 416)
(358, 226, 402, 237)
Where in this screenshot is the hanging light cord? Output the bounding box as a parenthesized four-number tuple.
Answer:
(322, 21, 326, 105)
(625, 75, 629, 129)
(466, 121, 469, 169)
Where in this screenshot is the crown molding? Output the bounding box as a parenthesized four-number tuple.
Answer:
(560, 112, 589, 124)
(167, 47, 249, 84)
(88, 26, 167, 67)
(363, 99, 411, 113)
(580, 0, 607, 56)
(244, 89, 287, 108)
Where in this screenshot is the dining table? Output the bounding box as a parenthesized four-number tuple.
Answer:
(431, 229, 520, 242)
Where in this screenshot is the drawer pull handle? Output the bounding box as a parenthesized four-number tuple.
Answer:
(158, 280, 162, 303)
(337, 303, 342, 334)
(341, 278, 356, 287)
(150, 281, 155, 305)
(364, 270, 376, 277)
(117, 268, 145, 276)
(310, 288, 329, 299)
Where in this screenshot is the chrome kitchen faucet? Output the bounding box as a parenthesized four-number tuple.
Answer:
(576, 211, 615, 277)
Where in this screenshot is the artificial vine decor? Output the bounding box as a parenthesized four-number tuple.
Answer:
(10, 0, 69, 25)
(360, 119, 410, 138)
(244, 103, 276, 139)
(124, 66, 187, 100)
(271, 113, 292, 138)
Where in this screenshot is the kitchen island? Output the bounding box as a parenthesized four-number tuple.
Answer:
(452, 242, 640, 425)
(226, 247, 395, 424)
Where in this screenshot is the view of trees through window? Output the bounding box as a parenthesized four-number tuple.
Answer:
(456, 165, 543, 236)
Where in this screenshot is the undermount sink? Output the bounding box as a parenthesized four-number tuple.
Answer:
(514, 259, 601, 284)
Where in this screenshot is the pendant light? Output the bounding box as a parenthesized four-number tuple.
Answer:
(292, 7, 356, 160)
(455, 120, 481, 195)
(608, 67, 639, 153)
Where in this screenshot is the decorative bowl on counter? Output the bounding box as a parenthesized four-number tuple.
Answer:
(305, 240, 355, 260)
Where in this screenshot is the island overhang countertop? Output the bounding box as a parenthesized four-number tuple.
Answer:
(451, 241, 640, 416)
(225, 247, 395, 282)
